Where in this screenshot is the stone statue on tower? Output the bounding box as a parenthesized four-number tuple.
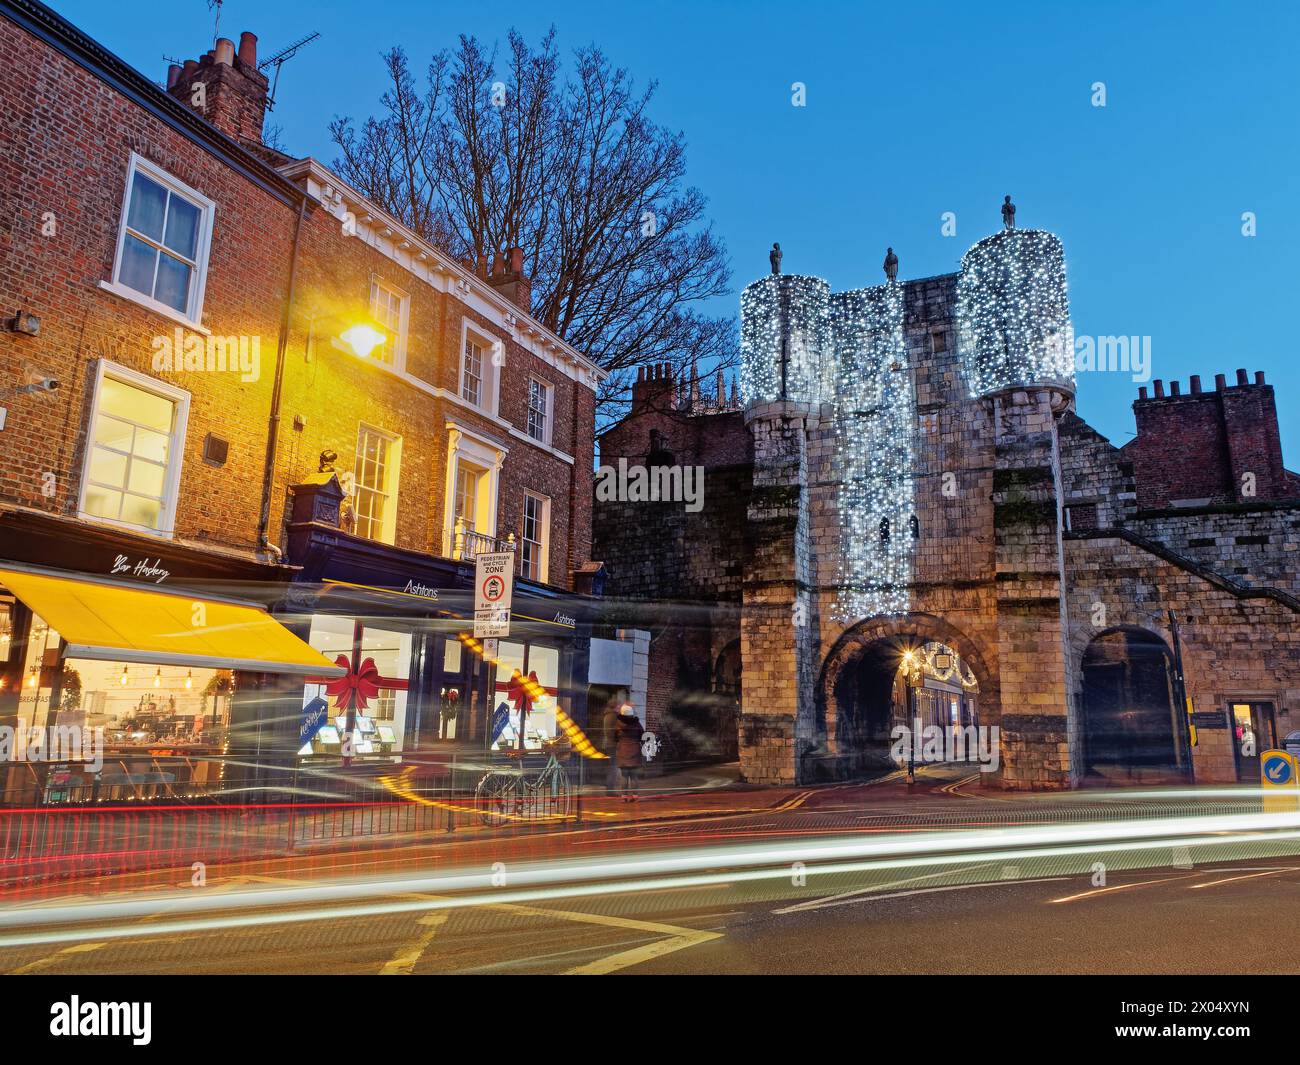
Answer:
(770, 242, 782, 275)
(1001, 195, 1016, 230)
(883, 247, 899, 282)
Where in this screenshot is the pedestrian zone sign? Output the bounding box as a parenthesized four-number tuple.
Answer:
(474, 552, 514, 638)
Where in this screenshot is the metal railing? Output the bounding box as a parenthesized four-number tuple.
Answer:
(0, 748, 587, 891)
(452, 519, 516, 563)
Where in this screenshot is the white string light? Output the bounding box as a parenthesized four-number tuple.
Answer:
(956, 229, 1074, 396)
(738, 227, 1074, 626)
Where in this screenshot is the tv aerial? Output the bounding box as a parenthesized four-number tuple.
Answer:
(259, 32, 322, 111)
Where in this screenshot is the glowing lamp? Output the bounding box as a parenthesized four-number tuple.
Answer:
(339, 323, 386, 360)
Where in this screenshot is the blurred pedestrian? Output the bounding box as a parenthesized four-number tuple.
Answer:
(614, 702, 645, 802)
(602, 692, 623, 793)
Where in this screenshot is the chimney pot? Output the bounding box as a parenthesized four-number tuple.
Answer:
(1215, 373, 1226, 390)
(1255, 371, 1266, 385)
(1138, 386, 1148, 400)
(215, 38, 235, 66)
(1236, 368, 1248, 385)
(509, 247, 524, 275)
(1153, 379, 1164, 397)
(237, 31, 258, 68)
(182, 59, 199, 77)
(1170, 380, 1180, 396)
(1190, 374, 1202, 394)
(167, 64, 182, 89)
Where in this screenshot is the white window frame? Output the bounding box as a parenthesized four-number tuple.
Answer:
(458, 319, 503, 416)
(78, 359, 191, 538)
(369, 276, 409, 370)
(105, 153, 215, 328)
(353, 423, 403, 545)
(520, 491, 551, 583)
(526, 376, 554, 446)
(442, 423, 507, 558)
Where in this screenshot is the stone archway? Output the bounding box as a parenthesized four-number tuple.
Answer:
(813, 613, 1000, 781)
(1079, 626, 1191, 783)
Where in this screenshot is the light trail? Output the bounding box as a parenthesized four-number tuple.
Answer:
(0, 809, 1298, 947)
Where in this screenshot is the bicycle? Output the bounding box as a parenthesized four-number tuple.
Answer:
(474, 741, 572, 827)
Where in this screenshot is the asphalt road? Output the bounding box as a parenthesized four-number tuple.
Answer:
(3, 779, 1298, 975)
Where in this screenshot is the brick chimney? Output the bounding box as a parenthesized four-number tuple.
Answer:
(1130, 370, 1292, 507)
(167, 31, 269, 144)
(488, 248, 532, 313)
(631, 363, 677, 414)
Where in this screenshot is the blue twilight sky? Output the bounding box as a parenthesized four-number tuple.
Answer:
(52, 0, 1300, 457)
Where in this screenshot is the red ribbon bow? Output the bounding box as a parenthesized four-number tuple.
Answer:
(507, 669, 540, 719)
(324, 654, 381, 712)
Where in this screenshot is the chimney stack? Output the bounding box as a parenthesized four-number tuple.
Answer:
(167, 28, 271, 144)
(486, 246, 532, 313)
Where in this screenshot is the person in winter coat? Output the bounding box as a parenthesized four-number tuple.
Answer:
(613, 702, 645, 801)
(602, 692, 624, 793)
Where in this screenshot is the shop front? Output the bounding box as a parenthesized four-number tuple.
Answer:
(281, 474, 598, 772)
(0, 509, 343, 804)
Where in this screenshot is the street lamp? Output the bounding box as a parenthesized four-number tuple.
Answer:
(338, 323, 387, 360)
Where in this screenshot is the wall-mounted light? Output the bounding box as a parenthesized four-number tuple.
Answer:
(338, 323, 387, 360)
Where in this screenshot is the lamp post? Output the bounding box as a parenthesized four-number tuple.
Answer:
(1168, 609, 1195, 785)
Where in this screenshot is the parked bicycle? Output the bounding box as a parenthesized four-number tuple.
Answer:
(474, 742, 572, 827)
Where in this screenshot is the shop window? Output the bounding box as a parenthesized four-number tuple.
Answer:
(353, 424, 402, 544)
(80, 362, 190, 535)
(300, 615, 412, 757)
(490, 640, 560, 751)
(520, 492, 550, 583)
(61, 659, 232, 745)
(368, 278, 409, 368)
(527, 377, 552, 444)
(109, 153, 214, 324)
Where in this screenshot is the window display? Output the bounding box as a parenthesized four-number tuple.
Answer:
(491, 641, 561, 751)
(300, 615, 412, 757)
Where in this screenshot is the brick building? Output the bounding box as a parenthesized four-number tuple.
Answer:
(595, 225, 1300, 788)
(0, 0, 607, 794)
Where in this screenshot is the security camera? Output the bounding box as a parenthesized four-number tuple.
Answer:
(18, 377, 59, 394)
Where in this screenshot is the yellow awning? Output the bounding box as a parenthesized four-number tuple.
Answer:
(0, 567, 343, 678)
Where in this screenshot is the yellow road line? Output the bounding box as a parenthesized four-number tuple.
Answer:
(1049, 873, 1198, 904)
(379, 913, 450, 975)
(1189, 869, 1287, 890)
(9, 941, 104, 975)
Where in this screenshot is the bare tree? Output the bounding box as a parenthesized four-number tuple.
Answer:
(330, 30, 736, 419)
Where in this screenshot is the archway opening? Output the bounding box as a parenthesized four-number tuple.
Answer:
(1081, 628, 1190, 782)
(829, 637, 980, 777)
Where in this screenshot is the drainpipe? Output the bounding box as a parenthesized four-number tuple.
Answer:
(257, 194, 309, 561)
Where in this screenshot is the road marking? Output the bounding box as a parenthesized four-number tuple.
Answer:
(776, 877, 1068, 914)
(379, 912, 450, 975)
(8, 941, 104, 975)
(1048, 873, 1199, 904)
(1189, 869, 1288, 890)
(496, 903, 722, 975)
(774, 865, 986, 914)
(773, 790, 815, 812)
